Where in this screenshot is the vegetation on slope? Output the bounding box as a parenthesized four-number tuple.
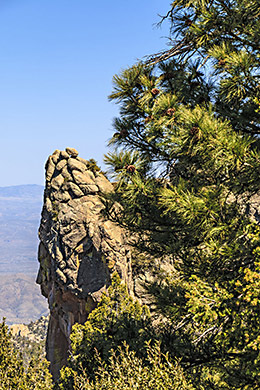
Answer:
(10, 315, 49, 366)
(58, 274, 194, 390)
(0, 319, 53, 390)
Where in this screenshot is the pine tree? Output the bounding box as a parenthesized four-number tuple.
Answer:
(104, 1, 260, 388)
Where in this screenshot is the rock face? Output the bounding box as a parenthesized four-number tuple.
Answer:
(36, 148, 132, 380)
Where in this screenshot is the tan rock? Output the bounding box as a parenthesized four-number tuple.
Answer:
(95, 173, 113, 193)
(56, 159, 67, 171)
(10, 324, 30, 337)
(45, 198, 53, 212)
(72, 170, 95, 186)
(52, 150, 60, 164)
(61, 165, 72, 180)
(45, 157, 56, 182)
(55, 245, 64, 263)
(67, 182, 84, 197)
(79, 184, 99, 194)
(37, 149, 133, 380)
(52, 191, 71, 203)
(68, 158, 86, 173)
(51, 174, 64, 191)
(76, 157, 88, 165)
(56, 268, 67, 284)
(60, 151, 70, 159)
(65, 147, 78, 157)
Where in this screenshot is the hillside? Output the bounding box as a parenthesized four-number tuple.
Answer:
(0, 184, 44, 274)
(0, 273, 48, 325)
(0, 185, 48, 324)
(10, 315, 49, 364)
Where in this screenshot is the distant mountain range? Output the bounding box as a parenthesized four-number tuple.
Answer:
(0, 184, 44, 274)
(0, 184, 44, 199)
(0, 185, 48, 324)
(0, 273, 48, 325)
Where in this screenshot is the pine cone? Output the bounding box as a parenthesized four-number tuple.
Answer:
(119, 129, 129, 138)
(162, 72, 174, 80)
(218, 59, 226, 66)
(135, 83, 143, 90)
(185, 18, 192, 26)
(145, 115, 154, 123)
(166, 108, 175, 117)
(126, 165, 136, 173)
(190, 126, 200, 140)
(151, 88, 160, 97)
(190, 126, 199, 134)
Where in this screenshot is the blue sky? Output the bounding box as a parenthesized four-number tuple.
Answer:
(0, 0, 170, 186)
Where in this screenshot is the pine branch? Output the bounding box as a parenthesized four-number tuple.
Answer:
(145, 40, 194, 65)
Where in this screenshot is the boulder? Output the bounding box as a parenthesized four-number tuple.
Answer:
(65, 147, 79, 157)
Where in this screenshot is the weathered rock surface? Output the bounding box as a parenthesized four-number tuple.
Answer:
(37, 149, 132, 379)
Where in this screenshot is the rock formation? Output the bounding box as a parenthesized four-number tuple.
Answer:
(36, 148, 132, 379)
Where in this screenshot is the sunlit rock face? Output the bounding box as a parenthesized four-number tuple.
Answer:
(36, 148, 132, 380)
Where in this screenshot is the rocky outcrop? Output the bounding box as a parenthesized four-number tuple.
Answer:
(36, 148, 132, 380)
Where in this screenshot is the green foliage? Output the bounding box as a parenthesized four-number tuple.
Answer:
(58, 273, 153, 388)
(59, 342, 194, 390)
(12, 335, 45, 367)
(58, 275, 195, 389)
(85, 158, 102, 173)
(0, 319, 53, 390)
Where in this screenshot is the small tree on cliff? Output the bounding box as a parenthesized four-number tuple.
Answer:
(103, 0, 260, 388)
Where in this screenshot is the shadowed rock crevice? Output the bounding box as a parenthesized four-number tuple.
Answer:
(37, 148, 132, 380)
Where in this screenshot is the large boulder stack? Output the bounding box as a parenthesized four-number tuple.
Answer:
(36, 148, 132, 379)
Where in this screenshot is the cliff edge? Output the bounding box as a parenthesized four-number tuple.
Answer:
(36, 148, 132, 379)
